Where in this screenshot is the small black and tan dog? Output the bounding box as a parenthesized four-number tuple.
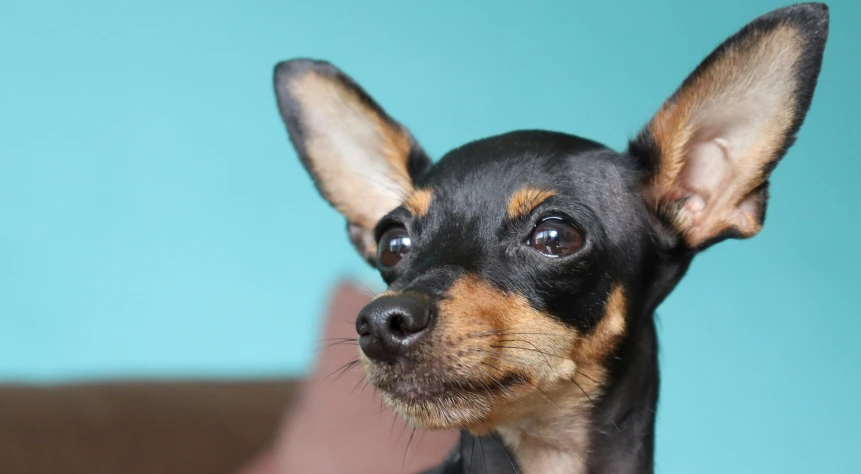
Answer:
(273, 4, 828, 473)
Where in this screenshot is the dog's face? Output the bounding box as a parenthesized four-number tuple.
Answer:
(274, 4, 827, 432)
(354, 133, 652, 431)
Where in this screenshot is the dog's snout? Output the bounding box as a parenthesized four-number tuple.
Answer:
(356, 295, 432, 364)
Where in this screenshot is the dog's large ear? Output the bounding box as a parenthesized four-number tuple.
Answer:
(274, 59, 431, 264)
(630, 3, 828, 250)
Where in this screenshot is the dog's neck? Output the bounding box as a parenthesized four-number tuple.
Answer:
(497, 407, 592, 474)
(582, 312, 660, 473)
(499, 314, 659, 474)
(493, 377, 592, 472)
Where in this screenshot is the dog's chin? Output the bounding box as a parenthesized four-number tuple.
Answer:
(374, 377, 493, 430)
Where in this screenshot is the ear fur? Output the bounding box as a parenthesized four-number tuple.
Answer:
(630, 3, 828, 249)
(273, 59, 431, 264)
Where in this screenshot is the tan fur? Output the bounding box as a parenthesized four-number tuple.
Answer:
(288, 71, 414, 231)
(364, 277, 628, 474)
(571, 285, 627, 374)
(495, 286, 626, 474)
(647, 24, 802, 246)
(507, 188, 556, 220)
(404, 188, 433, 217)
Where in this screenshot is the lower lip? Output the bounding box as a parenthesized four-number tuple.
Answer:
(381, 376, 510, 402)
(382, 381, 452, 401)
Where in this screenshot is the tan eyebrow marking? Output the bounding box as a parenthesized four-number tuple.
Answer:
(404, 188, 433, 217)
(506, 187, 556, 219)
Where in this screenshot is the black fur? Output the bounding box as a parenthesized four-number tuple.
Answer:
(273, 4, 828, 473)
(379, 130, 680, 473)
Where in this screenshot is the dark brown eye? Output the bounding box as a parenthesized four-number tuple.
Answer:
(529, 218, 583, 257)
(377, 227, 412, 268)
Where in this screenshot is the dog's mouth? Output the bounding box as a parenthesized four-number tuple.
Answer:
(376, 371, 528, 403)
(367, 366, 531, 429)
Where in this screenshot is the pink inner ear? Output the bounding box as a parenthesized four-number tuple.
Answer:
(645, 21, 807, 246)
(670, 109, 780, 243)
(732, 191, 764, 233)
(677, 137, 732, 224)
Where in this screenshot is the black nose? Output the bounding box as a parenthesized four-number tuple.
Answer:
(356, 295, 432, 364)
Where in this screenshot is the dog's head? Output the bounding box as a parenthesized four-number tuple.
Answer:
(274, 4, 827, 432)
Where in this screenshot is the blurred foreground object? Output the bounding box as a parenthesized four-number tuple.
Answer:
(239, 283, 457, 474)
(0, 379, 295, 474)
(0, 283, 455, 474)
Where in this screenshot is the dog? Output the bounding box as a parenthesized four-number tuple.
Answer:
(272, 3, 828, 473)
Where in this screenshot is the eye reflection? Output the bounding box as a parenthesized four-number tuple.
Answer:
(378, 227, 411, 267)
(529, 218, 583, 257)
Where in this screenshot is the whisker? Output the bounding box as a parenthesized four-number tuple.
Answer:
(491, 343, 557, 355)
(488, 430, 520, 474)
(357, 283, 379, 298)
(350, 374, 367, 395)
(470, 348, 531, 365)
(570, 376, 619, 432)
(318, 336, 358, 342)
(395, 419, 410, 449)
(478, 435, 488, 474)
(320, 339, 359, 350)
(377, 395, 386, 417)
(574, 369, 602, 385)
(474, 365, 524, 405)
(471, 350, 528, 367)
(490, 342, 605, 386)
(492, 339, 553, 369)
(469, 433, 477, 474)
(480, 362, 559, 410)
(389, 411, 399, 443)
(492, 331, 583, 339)
(465, 327, 569, 338)
(570, 377, 596, 408)
(323, 359, 360, 383)
(491, 343, 579, 366)
(463, 327, 541, 338)
(415, 430, 428, 463)
(402, 426, 417, 473)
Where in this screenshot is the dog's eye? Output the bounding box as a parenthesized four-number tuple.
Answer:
(529, 218, 583, 257)
(378, 226, 412, 268)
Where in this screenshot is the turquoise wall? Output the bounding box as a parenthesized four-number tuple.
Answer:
(2, 1, 859, 472)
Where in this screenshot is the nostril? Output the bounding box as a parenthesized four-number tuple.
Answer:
(356, 312, 371, 337)
(387, 312, 408, 337)
(385, 307, 430, 340)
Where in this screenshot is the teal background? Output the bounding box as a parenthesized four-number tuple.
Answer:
(2, 0, 859, 472)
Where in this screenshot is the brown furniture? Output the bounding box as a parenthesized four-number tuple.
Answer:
(0, 379, 298, 474)
(0, 283, 456, 474)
